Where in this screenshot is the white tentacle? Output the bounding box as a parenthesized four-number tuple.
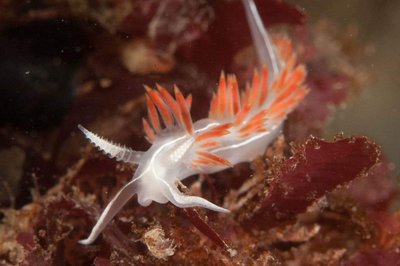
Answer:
(160, 179, 230, 213)
(79, 179, 138, 245)
(78, 125, 143, 164)
(242, 0, 281, 78)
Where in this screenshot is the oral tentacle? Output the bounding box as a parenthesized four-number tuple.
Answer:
(78, 125, 144, 164)
(79, 179, 138, 245)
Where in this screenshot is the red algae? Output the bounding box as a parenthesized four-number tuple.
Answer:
(242, 136, 380, 229)
(342, 248, 400, 266)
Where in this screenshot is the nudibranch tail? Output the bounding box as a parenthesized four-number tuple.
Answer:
(78, 125, 143, 164)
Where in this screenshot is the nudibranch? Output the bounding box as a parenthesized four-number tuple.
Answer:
(78, 0, 308, 245)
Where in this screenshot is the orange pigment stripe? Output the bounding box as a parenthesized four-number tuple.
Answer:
(269, 97, 296, 115)
(146, 95, 161, 132)
(249, 69, 260, 106)
(239, 127, 268, 139)
(145, 86, 173, 128)
(259, 65, 269, 106)
(283, 39, 292, 61)
(175, 86, 193, 134)
(196, 130, 228, 142)
(273, 86, 307, 110)
(256, 127, 268, 133)
(197, 151, 232, 167)
(272, 110, 287, 121)
(242, 115, 268, 132)
(239, 118, 267, 134)
(268, 90, 306, 116)
(186, 94, 192, 111)
(209, 93, 218, 118)
(234, 104, 251, 126)
(248, 109, 269, 124)
(274, 84, 298, 104)
(229, 75, 240, 114)
(239, 132, 250, 138)
(199, 141, 221, 148)
(142, 118, 155, 143)
(290, 89, 308, 106)
(242, 84, 251, 106)
(192, 158, 224, 167)
(287, 66, 306, 86)
(218, 72, 227, 117)
(195, 123, 232, 142)
(277, 66, 305, 96)
(192, 158, 213, 166)
(286, 55, 296, 70)
(275, 67, 288, 93)
(226, 80, 233, 117)
(158, 85, 181, 125)
(276, 37, 291, 62)
(269, 79, 278, 96)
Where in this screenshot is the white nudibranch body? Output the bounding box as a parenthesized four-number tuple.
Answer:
(78, 0, 308, 245)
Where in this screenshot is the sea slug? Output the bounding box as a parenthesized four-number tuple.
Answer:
(78, 0, 308, 244)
